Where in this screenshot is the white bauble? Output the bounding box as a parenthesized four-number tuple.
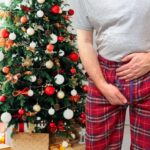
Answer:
(58, 49, 65, 57)
(0, 51, 4, 61)
(50, 33, 58, 44)
(33, 104, 41, 112)
(78, 63, 83, 69)
(28, 89, 34, 97)
(29, 75, 37, 82)
(45, 60, 54, 69)
(57, 90, 65, 99)
(37, 0, 45, 4)
(55, 74, 65, 85)
(5, 0, 12, 6)
(27, 27, 35, 36)
(62, 141, 69, 148)
(48, 107, 55, 115)
(9, 33, 16, 40)
(1, 112, 12, 123)
(30, 41, 36, 48)
(37, 10, 44, 18)
(63, 108, 74, 120)
(71, 89, 77, 96)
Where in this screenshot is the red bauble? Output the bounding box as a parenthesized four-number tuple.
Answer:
(2, 66, 10, 74)
(58, 121, 65, 131)
(44, 86, 55, 96)
(18, 108, 25, 115)
(1, 29, 9, 38)
(46, 44, 54, 52)
(70, 68, 76, 74)
(49, 122, 57, 133)
(57, 36, 64, 42)
(82, 85, 89, 92)
(80, 113, 86, 124)
(68, 9, 74, 16)
(51, 5, 60, 14)
(64, 15, 70, 20)
(0, 95, 6, 102)
(69, 52, 79, 62)
(20, 16, 28, 24)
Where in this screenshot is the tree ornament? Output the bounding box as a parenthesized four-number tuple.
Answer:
(37, 0, 45, 4)
(58, 121, 65, 131)
(49, 122, 57, 133)
(68, 9, 74, 16)
(71, 89, 77, 96)
(78, 63, 83, 69)
(29, 75, 37, 82)
(58, 49, 65, 57)
(51, 5, 60, 14)
(70, 133, 76, 139)
(45, 60, 54, 69)
(18, 108, 25, 115)
(0, 95, 6, 102)
(27, 27, 35, 36)
(28, 89, 34, 97)
(44, 86, 55, 96)
(69, 95, 80, 103)
(54, 74, 65, 85)
(9, 32, 16, 40)
(37, 10, 44, 18)
(62, 141, 69, 148)
(33, 104, 41, 112)
(2, 66, 10, 74)
(30, 41, 36, 48)
(69, 52, 79, 62)
(1, 112, 12, 123)
(70, 68, 76, 74)
(20, 16, 28, 24)
(57, 36, 64, 42)
(46, 43, 54, 52)
(48, 107, 55, 115)
(22, 57, 33, 67)
(0, 52, 4, 61)
(57, 90, 65, 99)
(82, 85, 89, 92)
(50, 33, 58, 44)
(1, 29, 9, 38)
(63, 108, 74, 120)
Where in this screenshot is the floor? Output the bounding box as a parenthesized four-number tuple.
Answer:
(122, 108, 131, 150)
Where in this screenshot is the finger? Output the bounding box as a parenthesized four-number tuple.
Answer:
(117, 92, 127, 104)
(113, 94, 125, 105)
(121, 53, 136, 62)
(116, 63, 131, 73)
(116, 69, 131, 77)
(118, 73, 134, 80)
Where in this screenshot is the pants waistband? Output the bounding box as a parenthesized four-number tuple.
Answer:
(97, 54, 129, 68)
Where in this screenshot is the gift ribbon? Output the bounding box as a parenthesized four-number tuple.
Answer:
(13, 88, 29, 97)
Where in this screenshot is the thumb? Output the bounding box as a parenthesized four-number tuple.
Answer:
(121, 53, 135, 62)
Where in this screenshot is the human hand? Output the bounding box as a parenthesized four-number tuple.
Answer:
(99, 83, 127, 105)
(116, 52, 150, 81)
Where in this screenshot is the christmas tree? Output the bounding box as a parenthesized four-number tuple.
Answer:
(0, 0, 87, 140)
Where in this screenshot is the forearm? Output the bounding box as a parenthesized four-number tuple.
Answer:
(147, 52, 150, 71)
(78, 42, 108, 90)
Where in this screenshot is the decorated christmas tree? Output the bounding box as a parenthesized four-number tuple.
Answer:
(0, 0, 87, 140)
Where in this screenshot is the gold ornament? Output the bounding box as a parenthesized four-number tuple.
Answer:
(43, 16, 49, 22)
(26, 46, 35, 53)
(22, 57, 33, 67)
(0, 10, 11, 19)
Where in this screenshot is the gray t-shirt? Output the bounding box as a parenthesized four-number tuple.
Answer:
(72, 0, 150, 62)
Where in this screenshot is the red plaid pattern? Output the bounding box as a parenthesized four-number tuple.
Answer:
(85, 54, 150, 150)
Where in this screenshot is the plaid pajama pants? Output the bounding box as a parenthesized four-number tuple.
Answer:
(85, 54, 150, 150)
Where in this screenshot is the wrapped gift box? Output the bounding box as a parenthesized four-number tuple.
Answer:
(11, 133, 49, 150)
(0, 144, 11, 150)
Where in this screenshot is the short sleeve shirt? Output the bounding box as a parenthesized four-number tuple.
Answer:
(72, 0, 150, 62)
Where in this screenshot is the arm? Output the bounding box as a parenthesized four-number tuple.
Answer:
(76, 29, 107, 91)
(76, 29, 127, 105)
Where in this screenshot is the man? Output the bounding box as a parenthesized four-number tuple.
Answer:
(72, 0, 150, 149)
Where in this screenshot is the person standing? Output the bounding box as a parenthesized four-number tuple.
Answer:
(72, 0, 150, 149)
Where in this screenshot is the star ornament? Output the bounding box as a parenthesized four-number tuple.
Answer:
(22, 57, 33, 67)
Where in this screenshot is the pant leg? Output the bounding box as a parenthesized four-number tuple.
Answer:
(85, 79, 127, 150)
(130, 98, 150, 150)
(129, 71, 150, 150)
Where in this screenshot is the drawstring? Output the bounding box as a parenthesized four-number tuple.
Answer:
(115, 79, 133, 110)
